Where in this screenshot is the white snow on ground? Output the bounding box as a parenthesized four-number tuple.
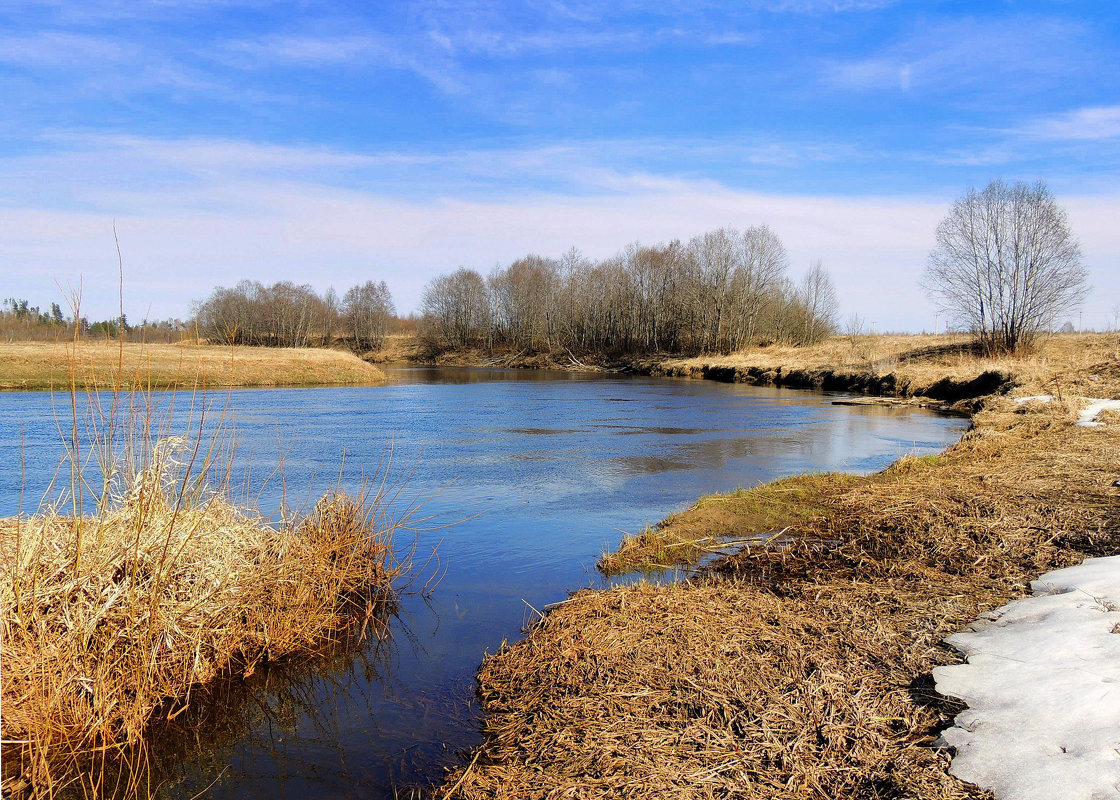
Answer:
(933, 556, 1120, 800)
(1010, 395, 1120, 427)
(1078, 399, 1120, 427)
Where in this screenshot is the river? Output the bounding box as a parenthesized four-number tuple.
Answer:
(0, 367, 968, 797)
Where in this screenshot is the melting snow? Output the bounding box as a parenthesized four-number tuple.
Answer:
(1011, 395, 1120, 427)
(933, 556, 1120, 800)
(1078, 399, 1120, 427)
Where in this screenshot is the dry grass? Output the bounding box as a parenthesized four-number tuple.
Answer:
(655, 332, 1120, 399)
(362, 333, 427, 364)
(0, 433, 413, 796)
(0, 341, 386, 391)
(442, 344, 1120, 799)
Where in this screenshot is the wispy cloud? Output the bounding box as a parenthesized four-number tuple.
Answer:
(214, 32, 470, 95)
(1013, 106, 1120, 142)
(761, 0, 897, 13)
(823, 17, 1092, 95)
(0, 31, 132, 68)
(6, 133, 863, 209)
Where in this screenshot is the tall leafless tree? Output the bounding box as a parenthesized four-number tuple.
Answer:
(924, 179, 1089, 353)
(419, 268, 489, 349)
(343, 280, 394, 350)
(796, 260, 839, 345)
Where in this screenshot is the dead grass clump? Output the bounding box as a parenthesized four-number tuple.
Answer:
(1096, 408, 1120, 426)
(445, 387, 1120, 798)
(0, 441, 407, 795)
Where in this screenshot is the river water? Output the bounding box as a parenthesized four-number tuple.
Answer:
(0, 368, 968, 796)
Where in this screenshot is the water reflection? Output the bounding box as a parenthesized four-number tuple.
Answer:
(0, 369, 968, 798)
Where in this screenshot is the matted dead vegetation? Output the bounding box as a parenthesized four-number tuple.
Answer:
(0, 437, 415, 797)
(0, 341, 386, 391)
(442, 347, 1120, 799)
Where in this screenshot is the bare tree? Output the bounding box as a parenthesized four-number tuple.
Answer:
(196, 279, 394, 349)
(343, 280, 394, 350)
(924, 179, 1089, 353)
(796, 260, 839, 345)
(420, 268, 489, 349)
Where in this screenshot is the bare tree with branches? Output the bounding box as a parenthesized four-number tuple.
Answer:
(924, 179, 1088, 353)
(343, 280, 394, 350)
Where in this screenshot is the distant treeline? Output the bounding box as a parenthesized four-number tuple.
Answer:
(419, 226, 838, 356)
(194, 279, 398, 349)
(1, 298, 187, 343)
(10, 225, 838, 356)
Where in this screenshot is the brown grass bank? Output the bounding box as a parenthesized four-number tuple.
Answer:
(0, 341, 386, 391)
(641, 332, 1120, 404)
(441, 336, 1120, 799)
(0, 438, 413, 796)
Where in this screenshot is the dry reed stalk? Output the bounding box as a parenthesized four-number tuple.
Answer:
(0, 438, 409, 796)
(442, 350, 1120, 799)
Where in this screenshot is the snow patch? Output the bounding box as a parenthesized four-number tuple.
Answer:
(933, 555, 1120, 800)
(1011, 395, 1120, 427)
(1078, 398, 1120, 427)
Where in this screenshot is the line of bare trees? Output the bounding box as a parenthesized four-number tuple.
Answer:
(194, 279, 395, 349)
(419, 226, 839, 356)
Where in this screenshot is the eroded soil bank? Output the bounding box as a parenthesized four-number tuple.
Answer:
(437, 333, 1120, 799)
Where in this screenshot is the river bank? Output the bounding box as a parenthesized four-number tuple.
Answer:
(438, 333, 1120, 799)
(0, 341, 386, 390)
(381, 331, 1109, 404)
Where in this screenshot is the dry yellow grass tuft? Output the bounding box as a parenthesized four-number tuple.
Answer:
(0, 341, 386, 391)
(0, 438, 408, 796)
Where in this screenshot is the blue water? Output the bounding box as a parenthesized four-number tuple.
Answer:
(0, 368, 968, 796)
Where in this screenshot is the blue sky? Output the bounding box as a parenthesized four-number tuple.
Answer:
(2, 0, 1118, 330)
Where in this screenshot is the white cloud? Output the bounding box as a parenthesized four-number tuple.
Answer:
(823, 17, 1091, 94)
(0, 31, 131, 68)
(214, 33, 469, 95)
(1014, 106, 1120, 141)
(2, 136, 1117, 332)
(761, 0, 897, 12)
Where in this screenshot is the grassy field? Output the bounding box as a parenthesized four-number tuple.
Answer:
(0, 341, 386, 390)
(441, 332, 1120, 799)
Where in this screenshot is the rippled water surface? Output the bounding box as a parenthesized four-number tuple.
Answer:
(0, 368, 968, 796)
